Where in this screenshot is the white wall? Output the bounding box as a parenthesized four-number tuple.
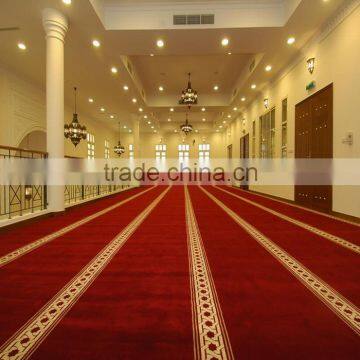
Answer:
(0, 64, 118, 159)
(225, 4, 360, 217)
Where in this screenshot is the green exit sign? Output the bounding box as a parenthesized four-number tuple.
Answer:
(306, 81, 316, 91)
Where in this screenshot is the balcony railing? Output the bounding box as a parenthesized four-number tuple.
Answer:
(0, 146, 48, 219)
(0, 146, 131, 221)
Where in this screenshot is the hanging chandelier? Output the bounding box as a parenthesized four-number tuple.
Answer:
(114, 121, 125, 156)
(64, 87, 87, 147)
(180, 113, 193, 135)
(179, 72, 198, 106)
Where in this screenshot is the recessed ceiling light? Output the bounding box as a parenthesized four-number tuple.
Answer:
(227, 115, 231, 118)
(111, 67, 118, 74)
(139, 108, 143, 112)
(287, 37, 296, 45)
(132, 98, 137, 103)
(213, 85, 219, 91)
(195, 130, 199, 133)
(168, 118, 171, 122)
(151, 126, 154, 129)
(251, 84, 257, 89)
(233, 107, 238, 111)
(129, 130, 132, 133)
(123, 85, 129, 91)
(241, 97, 246, 102)
(110, 115, 114, 119)
(159, 86, 164, 91)
(88, 98, 94, 103)
(202, 118, 206, 122)
(219, 125, 223, 128)
(17, 42, 26, 50)
(124, 125, 127, 129)
(221, 38, 229, 47)
(157, 39, 164, 48)
(144, 115, 148, 119)
(92, 39, 101, 48)
(62, 0, 71, 5)
(228, 52, 232, 55)
(147, 121, 151, 124)
(150, 54, 154, 57)
(170, 108, 174, 112)
(100, 107, 105, 112)
(174, 129, 178, 133)
(201, 107, 206, 112)
(154, 130, 157, 133)
(223, 121, 227, 124)
(265, 65, 272, 72)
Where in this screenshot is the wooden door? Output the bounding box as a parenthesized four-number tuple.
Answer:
(295, 84, 333, 212)
(240, 134, 250, 190)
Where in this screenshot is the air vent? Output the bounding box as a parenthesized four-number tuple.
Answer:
(173, 14, 215, 25)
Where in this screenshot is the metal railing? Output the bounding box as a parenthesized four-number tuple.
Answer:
(0, 147, 131, 221)
(64, 184, 127, 205)
(0, 146, 48, 219)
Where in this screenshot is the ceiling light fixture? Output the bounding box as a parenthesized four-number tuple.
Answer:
(251, 84, 257, 89)
(179, 72, 198, 107)
(221, 38, 229, 47)
(17, 42, 26, 50)
(64, 87, 87, 147)
(88, 98, 94, 103)
(110, 115, 114, 119)
(307, 57, 315, 74)
(233, 107, 238, 111)
(150, 53, 154, 57)
(139, 108, 143, 112)
(144, 115, 148, 119)
(100, 107, 105, 112)
(228, 52, 232, 55)
(92, 39, 101, 47)
(168, 118, 171, 122)
(114, 122, 125, 156)
(132, 98, 137, 103)
(123, 85, 129, 91)
(62, 0, 71, 4)
(287, 37, 296, 45)
(201, 107, 206, 112)
(180, 113, 193, 135)
(157, 39, 164, 48)
(147, 121, 151, 124)
(241, 97, 246, 102)
(111, 67, 118, 74)
(170, 108, 174, 112)
(265, 65, 272, 72)
(159, 86, 164, 91)
(214, 85, 219, 91)
(202, 118, 206, 122)
(227, 115, 231, 118)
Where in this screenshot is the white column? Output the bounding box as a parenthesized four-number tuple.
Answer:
(42, 8, 68, 212)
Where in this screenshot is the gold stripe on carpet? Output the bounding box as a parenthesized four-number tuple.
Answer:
(217, 186, 360, 255)
(0, 186, 156, 269)
(201, 186, 360, 336)
(228, 185, 360, 227)
(0, 186, 170, 360)
(185, 186, 234, 360)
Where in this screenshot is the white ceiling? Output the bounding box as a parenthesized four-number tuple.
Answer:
(0, 0, 347, 135)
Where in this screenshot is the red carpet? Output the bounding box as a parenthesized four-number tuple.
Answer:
(0, 186, 164, 348)
(0, 186, 151, 258)
(224, 185, 360, 244)
(0, 185, 359, 358)
(204, 186, 360, 305)
(188, 186, 360, 358)
(29, 187, 194, 360)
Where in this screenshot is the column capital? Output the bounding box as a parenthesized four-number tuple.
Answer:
(42, 8, 68, 42)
